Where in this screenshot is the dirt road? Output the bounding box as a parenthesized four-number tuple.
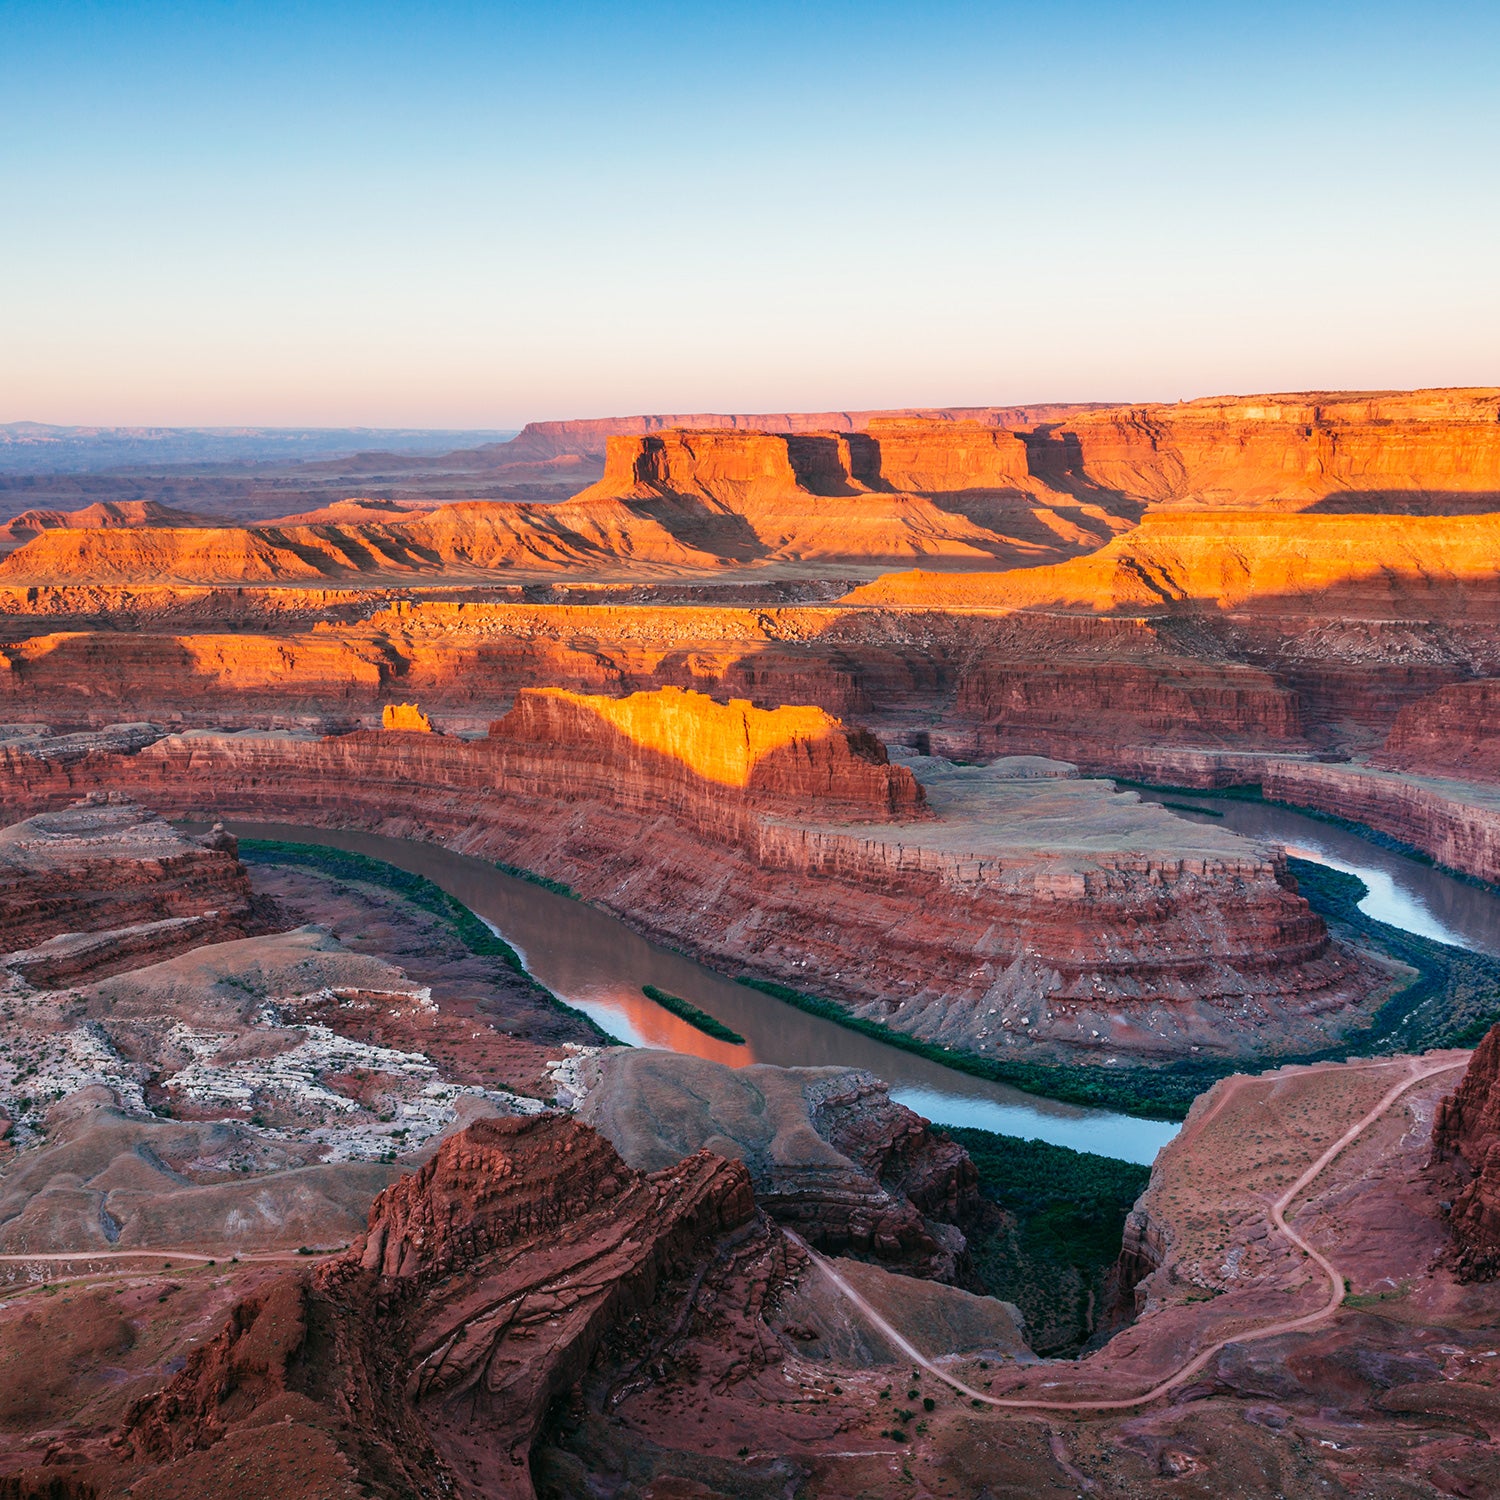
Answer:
(799, 1054, 1467, 1413)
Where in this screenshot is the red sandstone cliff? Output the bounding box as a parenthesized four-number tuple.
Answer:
(3, 390, 1494, 584)
(1024, 388, 1500, 510)
(506, 389, 1500, 508)
(0, 795, 258, 985)
(489, 403, 1107, 464)
(0, 500, 208, 557)
(579, 1051, 978, 1280)
(845, 511, 1500, 617)
(118, 1114, 764, 1498)
(4, 585, 1491, 765)
(1380, 680, 1500, 783)
(1051, 748, 1500, 888)
(489, 685, 926, 821)
(0, 697, 1376, 1063)
(1432, 1025, 1500, 1279)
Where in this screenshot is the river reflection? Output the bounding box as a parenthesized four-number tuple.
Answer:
(220, 821, 1180, 1165)
(1134, 791, 1500, 955)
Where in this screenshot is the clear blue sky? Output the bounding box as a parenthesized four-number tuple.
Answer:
(3, 0, 1497, 426)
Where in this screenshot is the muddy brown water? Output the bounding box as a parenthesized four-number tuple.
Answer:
(216, 802, 1498, 1166)
(218, 821, 1180, 1164)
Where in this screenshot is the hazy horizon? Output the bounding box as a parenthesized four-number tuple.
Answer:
(5, 0, 1497, 428)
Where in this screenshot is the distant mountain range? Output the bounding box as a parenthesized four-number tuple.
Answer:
(0, 424, 518, 474)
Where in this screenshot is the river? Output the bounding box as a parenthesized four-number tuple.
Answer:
(219, 797, 1498, 1168)
(1132, 789, 1500, 956)
(222, 821, 1180, 1164)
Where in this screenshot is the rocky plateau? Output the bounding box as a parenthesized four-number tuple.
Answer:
(1, 389, 1499, 1498)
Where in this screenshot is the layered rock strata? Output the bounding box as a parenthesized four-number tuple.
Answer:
(490, 685, 925, 821)
(8, 580, 1496, 773)
(1380, 679, 1500, 782)
(1432, 1023, 1500, 1278)
(565, 388, 1500, 518)
(118, 1114, 766, 1499)
(1069, 749, 1500, 887)
(14, 387, 1494, 586)
(490, 402, 1107, 464)
(847, 510, 1500, 616)
(1020, 387, 1500, 510)
(0, 796, 258, 985)
(0, 698, 1374, 1062)
(577, 1050, 976, 1278)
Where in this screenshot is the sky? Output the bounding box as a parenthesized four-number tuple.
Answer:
(2, 0, 1498, 427)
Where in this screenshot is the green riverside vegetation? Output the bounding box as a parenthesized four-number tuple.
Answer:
(242, 806, 1500, 1125)
(1285, 857, 1500, 1052)
(735, 976, 1208, 1120)
(640, 985, 746, 1045)
(738, 852, 1500, 1122)
(238, 838, 614, 1042)
(495, 861, 579, 900)
(947, 1125, 1150, 1357)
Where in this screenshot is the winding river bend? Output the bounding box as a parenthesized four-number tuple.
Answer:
(224, 821, 1179, 1164)
(220, 796, 1500, 1168)
(1133, 790, 1500, 956)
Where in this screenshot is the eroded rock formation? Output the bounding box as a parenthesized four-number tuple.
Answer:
(0, 704, 1378, 1063)
(846, 510, 1500, 615)
(491, 685, 924, 818)
(1076, 750, 1500, 887)
(117, 1114, 767, 1499)
(1021, 387, 1500, 510)
(578, 1050, 976, 1278)
(0, 500, 208, 557)
(1432, 1023, 1500, 1278)
(0, 796, 258, 985)
(1380, 679, 1500, 783)
(11, 389, 1492, 586)
(381, 701, 433, 733)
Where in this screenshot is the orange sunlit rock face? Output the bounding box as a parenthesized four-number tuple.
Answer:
(509, 686, 857, 788)
(381, 702, 433, 733)
(1028, 387, 1500, 509)
(1, 390, 1494, 584)
(490, 685, 927, 818)
(0, 716, 1376, 1061)
(845, 510, 1500, 616)
(0, 500, 209, 557)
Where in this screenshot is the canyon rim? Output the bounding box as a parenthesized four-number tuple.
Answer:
(5, 2, 1500, 1495)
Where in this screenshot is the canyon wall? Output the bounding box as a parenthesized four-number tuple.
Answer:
(6, 389, 1494, 585)
(585, 422, 1045, 503)
(0, 702, 1376, 1063)
(119, 1114, 765, 1498)
(1256, 762, 1500, 886)
(1023, 388, 1500, 510)
(579, 1051, 978, 1279)
(572, 389, 1500, 515)
(490, 686, 925, 819)
(0, 796, 258, 984)
(1074, 748, 1500, 887)
(5, 583, 1498, 765)
(1432, 1023, 1500, 1278)
(846, 511, 1500, 616)
(946, 656, 1304, 762)
(1379, 680, 1500, 783)
(492, 402, 1108, 463)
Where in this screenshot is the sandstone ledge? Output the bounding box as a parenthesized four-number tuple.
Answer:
(0, 715, 1378, 1063)
(1090, 748, 1500, 886)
